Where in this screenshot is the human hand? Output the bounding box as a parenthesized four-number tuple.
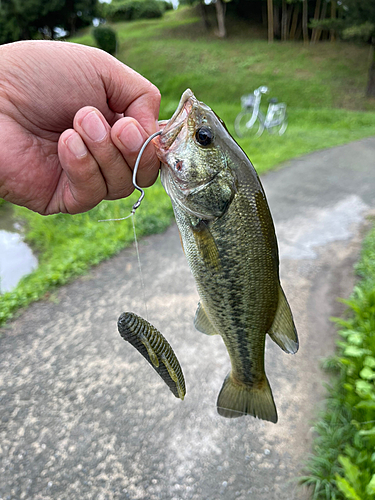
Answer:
(0, 40, 161, 215)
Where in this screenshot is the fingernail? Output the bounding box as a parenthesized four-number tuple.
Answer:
(119, 122, 144, 153)
(81, 111, 107, 142)
(66, 133, 87, 159)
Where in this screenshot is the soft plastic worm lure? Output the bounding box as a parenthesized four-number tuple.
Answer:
(118, 312, 186, 400)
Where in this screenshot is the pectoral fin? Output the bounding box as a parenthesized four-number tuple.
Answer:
(268, 286, 298, 354)
(192, 220, 221, 271)
(194, 302, 219, 335)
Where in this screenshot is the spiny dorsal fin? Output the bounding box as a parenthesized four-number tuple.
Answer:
(194, 302, 219, 336)
(268, 286, 298, 354)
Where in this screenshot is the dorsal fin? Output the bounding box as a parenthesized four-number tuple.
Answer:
(268, 286, 299, 354)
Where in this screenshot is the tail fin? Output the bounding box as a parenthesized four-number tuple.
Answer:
(216, 373, 278, 423)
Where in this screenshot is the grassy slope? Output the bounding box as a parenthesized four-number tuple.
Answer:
(75, 8, 375, 173)
(106, 8, 375, 173)
(1, 7, 375, 326)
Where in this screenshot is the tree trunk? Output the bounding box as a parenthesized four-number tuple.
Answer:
(289, 3, 300, 40)
(366, 40, 375, 98)
(330, 0, 337, 42)
(315, 0, 327, 43)
(281, 0, 287, 42)
(311, 0, 321, 43)
(199, 0, 211, 31)
(302, 0, 308, 44)
(267, 0, 274, 42)
(273, 5, 280, 39)
(215, 0, 226, 38)
(69, 14, 76, 37)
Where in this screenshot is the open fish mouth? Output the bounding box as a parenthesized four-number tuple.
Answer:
(156, 89, 195, 151)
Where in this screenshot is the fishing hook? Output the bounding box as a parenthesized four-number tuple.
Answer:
(132, 130, 163, 213)
(98, 129, 162, 222)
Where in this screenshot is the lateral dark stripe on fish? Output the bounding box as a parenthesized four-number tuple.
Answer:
(117, 312, 186, 400)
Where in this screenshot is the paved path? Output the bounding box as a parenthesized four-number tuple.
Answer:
(1, 137, 375, 500)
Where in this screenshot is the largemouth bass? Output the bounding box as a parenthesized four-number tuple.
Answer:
(153, 89, 298, 423)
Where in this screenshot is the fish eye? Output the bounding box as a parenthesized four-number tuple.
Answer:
(195, 127, 213, 147)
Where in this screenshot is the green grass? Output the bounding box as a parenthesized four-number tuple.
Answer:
(1, 7, 375, 326)
(300, 222, 375, 499)
(72, 7, 375, 172)
(0, 181, 173, 326)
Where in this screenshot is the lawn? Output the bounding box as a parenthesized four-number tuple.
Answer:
(103, 7, 375, 173)
(1, 6, 375, 326)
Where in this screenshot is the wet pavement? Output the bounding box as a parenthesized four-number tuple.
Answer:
(0, 137, 375, 500)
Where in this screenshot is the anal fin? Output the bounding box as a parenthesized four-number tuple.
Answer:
(268, 285, 299, 354)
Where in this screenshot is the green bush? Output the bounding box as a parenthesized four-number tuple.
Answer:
(139, 0, 164, 19)
(301, 223, 375, 499)
(106, 0, 163, 22)
(158, 0, 174, 11)
(92, 25, 117, 55)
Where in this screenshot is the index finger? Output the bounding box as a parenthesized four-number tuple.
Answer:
(97, 55, 161, 135)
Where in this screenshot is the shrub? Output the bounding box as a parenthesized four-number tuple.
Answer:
(106, 0, 163, 22)
(92, 25, 117, 55)
(301, 223, 375, 499)
(158, 0, 174, 11)
(138, 0, 164, 19)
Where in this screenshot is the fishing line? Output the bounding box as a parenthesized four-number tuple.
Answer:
(131, 212, 149, 321)
(98, 130, 162, 318)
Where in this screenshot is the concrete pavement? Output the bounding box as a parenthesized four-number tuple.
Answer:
(1, 137, 375, 500)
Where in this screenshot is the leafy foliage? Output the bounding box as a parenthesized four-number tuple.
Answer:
(308, 0, 375, 43)
(92, 25, 117, 54)
(0, 0, 98, 43)
(104, 0, 164, 22)
(158, 0, 174, 12)
(301, 223, 375, 499)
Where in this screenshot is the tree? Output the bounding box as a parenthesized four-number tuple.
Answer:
(0, 0, 98, 43)
(267, 0, 273, 42)
(301, 0, 308, 43)
(215, 0, 227, 37)
(341, 15, 375, 97)
(310, 0, 375, 97)
(179, 0, 230, 38)
(59, 0, 98, 35)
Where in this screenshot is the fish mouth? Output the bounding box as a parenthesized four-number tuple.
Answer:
(154, 89, 195, 153)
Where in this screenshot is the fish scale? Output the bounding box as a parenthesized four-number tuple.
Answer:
(181, 195, 277, 382)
